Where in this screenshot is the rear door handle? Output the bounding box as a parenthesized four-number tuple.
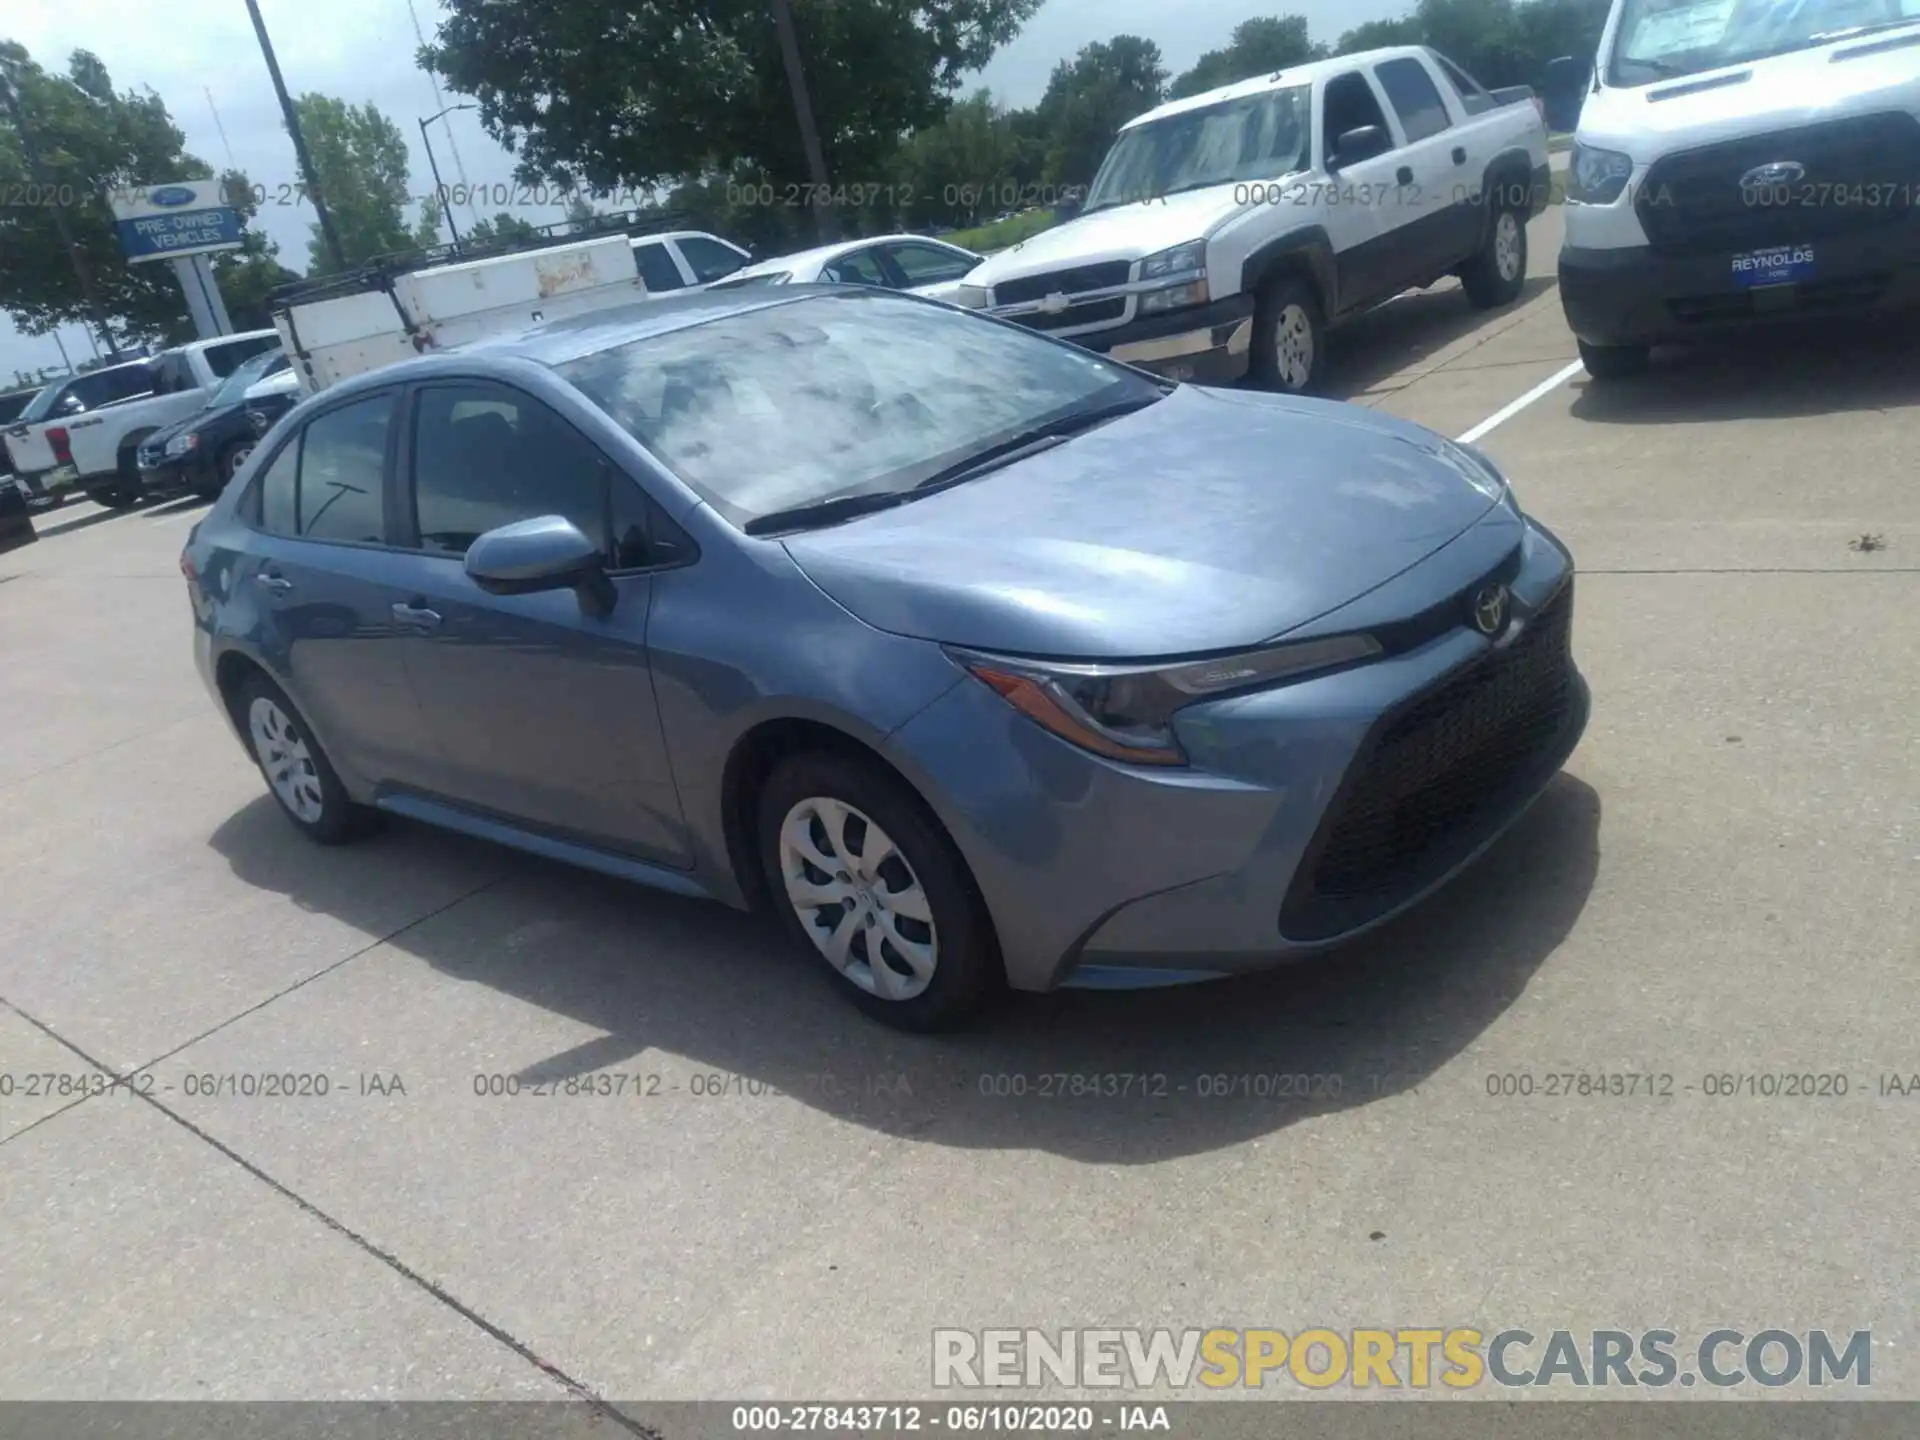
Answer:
(1397, 165, 1416, 186)
(391, 602, 442, 632)
(1454, 146, 1469, 165)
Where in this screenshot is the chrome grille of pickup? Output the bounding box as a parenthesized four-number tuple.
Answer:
(991, 261, 1133, 306)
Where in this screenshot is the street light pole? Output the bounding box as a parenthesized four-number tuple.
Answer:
(0, 67, 120, 359)
(769, 0, 840, 243)
(419, 104, 475, 247)
(242, 0, 348, 273)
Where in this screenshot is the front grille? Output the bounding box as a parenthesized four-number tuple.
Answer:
(992, 261, 1132, 306)
(1637, 112, 1920, 256)
(1279, 583, 1578, 943)
(1015, 298, 1128, 333)
(1668, 272, 1891, 324)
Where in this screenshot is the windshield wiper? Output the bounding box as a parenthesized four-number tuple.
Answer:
(744, 395, 1166, 537)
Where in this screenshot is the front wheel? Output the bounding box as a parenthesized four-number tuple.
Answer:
(1250, 275, 1329, 395)
(758, 753, 1001, 1031)
(203, 442, 252, 497)
(85, 485, 141, 510)
(1577, 338, 1651, 381)
(1461, 205, 1528, 309)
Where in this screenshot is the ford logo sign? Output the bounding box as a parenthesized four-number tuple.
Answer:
(149, 185, 197, 208)
(1740, 162, 1805, 189)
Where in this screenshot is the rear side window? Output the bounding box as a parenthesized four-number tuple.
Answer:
(202, 334, 281, 379)
(250, 392, 394, 544)
(71, 365, 156, 409)
(634, 242, 686, 292)
(821, 248, 889, 286)
(1374, 58, 1453, 143)
(1433, 53, 1495, 115)
(883, 242, 980, 285)
(677, 235, 747, 283)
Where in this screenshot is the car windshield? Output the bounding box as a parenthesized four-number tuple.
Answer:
(206, 351, 289, 410)
(18, 382, 66, 423)
(1609, 0, 1920, 83)
(559, 291, 1162, 529)
(1083, 84, 1310, 212)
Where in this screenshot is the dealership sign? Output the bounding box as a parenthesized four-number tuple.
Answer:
(109, 180, 245, 263)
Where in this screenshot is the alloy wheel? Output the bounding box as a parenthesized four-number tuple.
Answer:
(248, 696, 325, 824)
(778, 796, 937, 1001)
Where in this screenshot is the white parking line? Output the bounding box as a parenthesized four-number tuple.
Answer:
(1455, 358, 1585, 445)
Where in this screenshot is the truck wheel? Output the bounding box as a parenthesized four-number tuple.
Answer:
(86, 485, 142, 510)
(1251, 275, 1328, 395)
(1577, 339, 1651, 381)
(1461, 203, 1528, 309)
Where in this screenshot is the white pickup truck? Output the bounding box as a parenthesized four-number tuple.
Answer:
(957, 45, 1551, 393)
(1551, 0, 1920, 379)
(3, 331, 280, 508)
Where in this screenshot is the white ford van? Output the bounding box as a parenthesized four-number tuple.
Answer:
(1552, 0, 1920, 378)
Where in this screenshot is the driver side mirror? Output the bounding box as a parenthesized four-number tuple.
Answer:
(56, 394, 85, 417)
(465, 514, 616, 615)
(1330, 125, 1391, 170)
(1543, 55, 1592, 132)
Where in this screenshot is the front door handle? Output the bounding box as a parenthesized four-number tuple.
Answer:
(1453, 146, 1469, 165)
(1397, 165, 1416, 186)
(391, 602, 442, 632)
(258, 574, 293, 596)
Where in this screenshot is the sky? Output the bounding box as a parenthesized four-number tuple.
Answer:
(0, 0, 1405, 382)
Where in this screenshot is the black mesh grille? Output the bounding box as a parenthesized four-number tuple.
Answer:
(1636, 112, 1920, 257)
(1015, 299, 1128, 332)
(1668, 272, 1891, 324)
(1279, 583, 1578, 943)
(993, 261, 1132, 306)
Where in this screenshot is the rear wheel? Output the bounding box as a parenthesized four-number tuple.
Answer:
(233, 673, 373, 845)
(758, 752, 1001, 1031)
(86, 484, 141, 510)
(1461, 203, 1528, 309)
(1577, 338, 1651, 381)
(1250, 274, 1328, 395)
(202, 441, 252, 498)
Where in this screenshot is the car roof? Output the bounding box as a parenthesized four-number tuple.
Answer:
(727, 233, 971, 281)
(1122, 45, 1435, 130)
(172, 328, 279, 356)
(631, 229, 739, 248)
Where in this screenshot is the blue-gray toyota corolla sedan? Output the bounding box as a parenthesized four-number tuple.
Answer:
(182, 286, 1589, 1030)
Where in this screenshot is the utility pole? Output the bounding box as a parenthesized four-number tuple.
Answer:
(242, 0, 348, 273)
(769, 0, 840, 243)
(0, 67, 121, 360)
(419, 104, 476, 248)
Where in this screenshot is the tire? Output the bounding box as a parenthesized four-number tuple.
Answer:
(86, 485, 141, 510)
(1249, 274, 1329, 396)
(1460, 201, 1528, 309)
(1577, 338, 1651, 381)
(233, 673, 371, 845)
(202, 442, 252, 498)
(757, 751, 1002, 1031)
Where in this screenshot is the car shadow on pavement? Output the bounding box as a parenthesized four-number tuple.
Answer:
(1570, 311, 1920, 425)
(28, 502, 138, 541)
(207, 772, 1601, 1163)
(1324, 276, 1558, 403)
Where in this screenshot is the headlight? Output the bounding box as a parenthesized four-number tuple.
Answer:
(1138, 279, 1210, 315)
(165, 433, 198, 457)
(949, 633, 1383, 768)
(1568, 144, 1634, 205)
(954, 284, 990, 310)
(1139, 239, 1207, 282)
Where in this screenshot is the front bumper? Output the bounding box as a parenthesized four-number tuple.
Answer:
(1560, 214, 1920, 346)
(11, 464, 78, 506)
(1025, 294, 1257, 383)
(885, 513, 1588, 992)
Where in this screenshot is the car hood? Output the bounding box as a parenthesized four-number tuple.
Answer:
(781, 386, 1501, 659)
(970, 182, 1267, 286)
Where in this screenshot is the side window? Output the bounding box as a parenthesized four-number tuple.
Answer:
(253, 438, 300, 536)
(203, 335, 280, 379)
(634, 242, 686, 292)
(1433, 53, 1495, 116)
(297, 395, 394, 544)
(1374, 58, 1454, 144)
(821, 248, 889, 287)
(1322, 72, 1393, 162)
(155, 355, 196, 395)
(410, 384, 610, 559)
(677, 235, 747, 283)
(882, 242, 980, 285)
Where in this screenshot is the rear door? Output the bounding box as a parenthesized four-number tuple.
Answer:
(381, 378, 692, 864)
(235, 389, 441, 788)
(1371, 54, 1482, 273)
(633, 240, 692, 294)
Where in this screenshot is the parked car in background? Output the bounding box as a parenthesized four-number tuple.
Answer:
(706, 235, 985, 301)
(1, 385, 44, 495)
(138, 349, 290, 498)
(630, 231, 754, 293)
(0, 455, 33, 552)
(3, 332, 280, 509)
(182, 285, 1587, 1031)
(957, 46, 1549, 392)
(241, 365, 302, 444)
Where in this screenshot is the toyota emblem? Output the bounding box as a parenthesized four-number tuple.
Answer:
(1471, 584, 1510, 636)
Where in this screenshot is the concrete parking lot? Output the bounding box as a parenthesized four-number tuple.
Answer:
(2, 201, 1915, 1417)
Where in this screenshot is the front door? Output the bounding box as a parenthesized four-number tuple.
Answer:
(386, 380, 691, 865)
(1319, 70, 1410, 312)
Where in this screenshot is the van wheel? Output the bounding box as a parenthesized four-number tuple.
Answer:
(1578, 339, 1651, 380)
(758, 752, 1002, 1031)
(1250, 275, 1328, 395)
(1461, 204, 1528, 308)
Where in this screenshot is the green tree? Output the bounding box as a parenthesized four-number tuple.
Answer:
(0, 42, 213, 346)
(464, 211, 543, 246)
(891, 90, 1029, 229)
(294, 93, 416, 273)
(1034, 36, 1167, 190)
(211, 169, 301, 329)
(1169, 16, 1327, 100)
(420, 0, 1044, 240)
(412, 192, 449, 249)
